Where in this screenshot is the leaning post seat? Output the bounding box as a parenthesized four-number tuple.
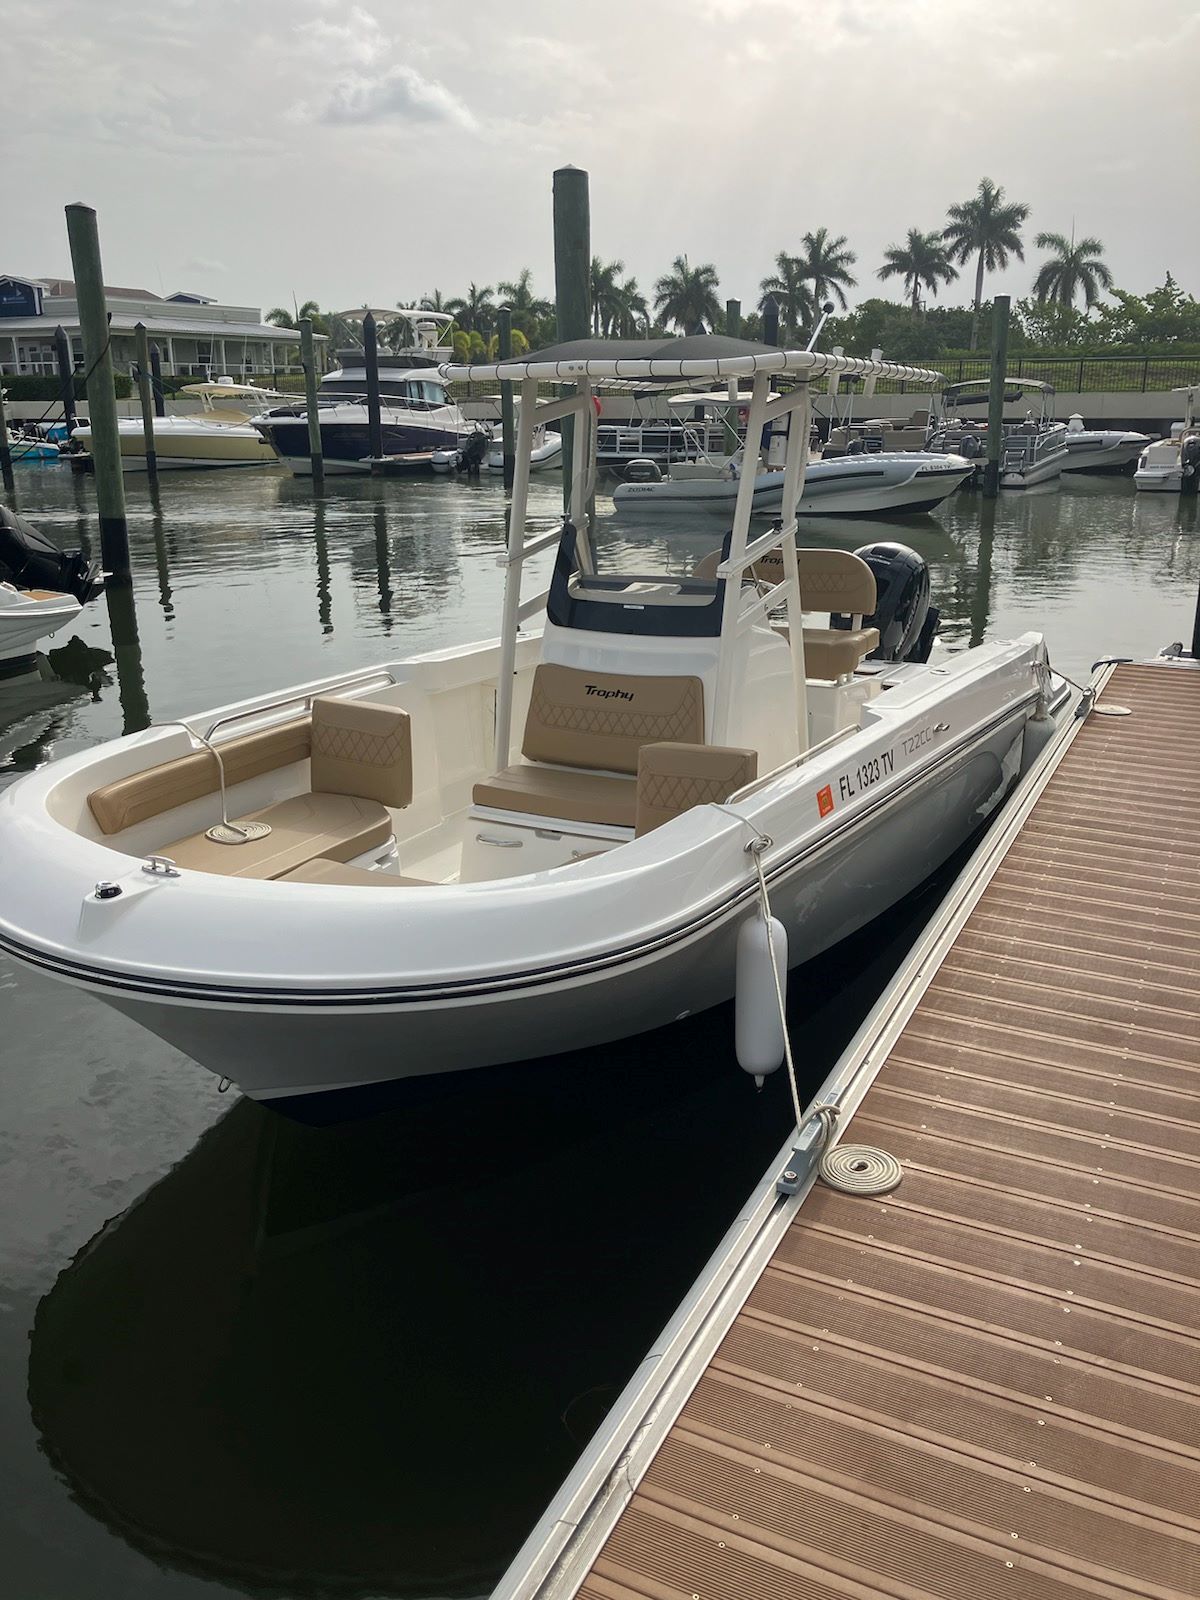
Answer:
(87, 696, 414, 881)
(737, 545, 881, 681)
(472, 663, 705, 830)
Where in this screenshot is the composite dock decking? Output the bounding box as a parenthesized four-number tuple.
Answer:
(573, 662, 1200, 1600)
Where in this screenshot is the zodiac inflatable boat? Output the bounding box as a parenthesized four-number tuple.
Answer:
(0, 338, 1074, 1111)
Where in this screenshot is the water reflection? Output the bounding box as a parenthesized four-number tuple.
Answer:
(313, 497, 333, 634)
(27, 880, 948, 1598)
(104, 581, 151, 734)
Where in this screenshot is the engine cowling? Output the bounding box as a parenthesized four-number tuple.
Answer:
(839, 541, 939, 664)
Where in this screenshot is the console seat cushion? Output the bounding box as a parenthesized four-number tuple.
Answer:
(801, 626, 880, 680)
(472, 764, 637, 829)
(278, 859, 432, 888)
(161, 793, 392, 880)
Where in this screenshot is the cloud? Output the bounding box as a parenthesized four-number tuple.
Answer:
(306, 62, 477, 129)
(296, 4, 387, 66)
(185, 256, 227, 275)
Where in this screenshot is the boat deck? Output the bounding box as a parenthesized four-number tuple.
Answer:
(507, 661, 1200, 1600)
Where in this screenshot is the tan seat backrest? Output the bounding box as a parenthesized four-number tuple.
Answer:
(88, 718, 311, 836)
(310, 696, 413, 809)
(636, 742, 757, 835)
(750, 547, 875, 617)
(523, 664, 704, 775)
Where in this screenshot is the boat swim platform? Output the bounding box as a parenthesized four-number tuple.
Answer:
(494, 659, 1200, 1600)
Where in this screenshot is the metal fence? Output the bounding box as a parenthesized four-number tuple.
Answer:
(873, 355, 1199, 395)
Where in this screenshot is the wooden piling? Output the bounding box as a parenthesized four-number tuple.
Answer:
(553, 165, 590, 510)
(762, 295, 780, 347)
(0, 381, 16, 504)
(497, 306, 515, 492)
(55, 325, 77, 437)
(363, 311, 383, 466)
(149, 344, 166, 417)
(299, 317, 324, 491)
(982, 293, 1010, 498)
(65, 203, 130, 581)
(725, 298, 741, 340)
(133, 323, 158, 482)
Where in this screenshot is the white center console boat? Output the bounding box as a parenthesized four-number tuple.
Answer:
(1134, 385, 1199, 493)
(0, 337, 1075, 1116)
(73, 379, 287, 471)
(1061, 413, 1152, 474)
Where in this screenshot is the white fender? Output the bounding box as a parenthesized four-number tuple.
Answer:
(735, 913, 788, 1087)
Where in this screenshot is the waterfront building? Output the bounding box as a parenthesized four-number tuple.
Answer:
(0, 275, 326, 378)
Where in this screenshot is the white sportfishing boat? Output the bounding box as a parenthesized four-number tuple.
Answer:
(72, 380, 285, 471)
(1134, 386, 1199, 493)
(0, 506, 103, 671)
(928, 379, 1069, 488)
(4, 427, 61, 463)
(253, 310, 467, 475)
(486, 422, 562, 473)
(612, 391, 972, 516)
(0, 337, 1074, 1115)
(1061, 413, 1152, 474)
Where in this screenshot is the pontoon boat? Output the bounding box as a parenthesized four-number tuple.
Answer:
(0, 337, 1073, 1114)
(928, 379, 1069, 487)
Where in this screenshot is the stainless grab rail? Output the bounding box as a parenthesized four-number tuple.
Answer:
(198, 669, 396, 741)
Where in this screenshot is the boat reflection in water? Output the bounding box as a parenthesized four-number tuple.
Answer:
(28, 876, 950, 1596)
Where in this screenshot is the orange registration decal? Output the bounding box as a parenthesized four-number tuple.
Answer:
(816, 784, 834, 819)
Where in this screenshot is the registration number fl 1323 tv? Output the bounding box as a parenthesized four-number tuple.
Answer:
(838, 749, 894, 801)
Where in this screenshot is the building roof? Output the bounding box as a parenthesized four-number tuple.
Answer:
(0, 313, 311, 341)
(38, 278, 163, 300)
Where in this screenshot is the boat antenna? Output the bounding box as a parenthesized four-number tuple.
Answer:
(805, 302, 836, 354)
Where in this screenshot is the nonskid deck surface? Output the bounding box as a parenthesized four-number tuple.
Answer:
(565, 662, 1200, 1600)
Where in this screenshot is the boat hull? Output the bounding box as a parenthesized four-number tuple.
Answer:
(999, 450, 1068, 488)
(257, 414, 462, 476)
(1061, 433, 1150, 474)
(14, 698, 1032, 1106)
(613, 454, 972, 516)
(73, 420, 279, 471)
(0, 592, 82, 664)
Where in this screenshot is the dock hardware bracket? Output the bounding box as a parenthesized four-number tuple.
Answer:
(142, 855, 180, 877)
(777, 1102, 840, 1195)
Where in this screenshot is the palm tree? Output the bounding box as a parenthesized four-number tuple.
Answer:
(589, 257, 626, 335)
(796, 228, 857, 310)
(496, 268, 552, 320)
(1032, 230, 1113, 308)
(612, 275, 650, 337)
(653, 255, 721, 334)
(446, 282, 496, 336)
(266, 299, 327, 334)
(943, 177, 1030, 348)
(877, 229, 959, 311)
(758, 253, 813, 340)
(420, 289, 450, 313)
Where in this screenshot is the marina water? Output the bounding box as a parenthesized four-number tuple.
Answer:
(1, 468, 1196, 1597)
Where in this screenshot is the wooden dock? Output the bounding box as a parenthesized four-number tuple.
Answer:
(498, 660, 1200, 1600)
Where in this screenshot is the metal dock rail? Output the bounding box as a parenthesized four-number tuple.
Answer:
(495, 659, 1200, 1600)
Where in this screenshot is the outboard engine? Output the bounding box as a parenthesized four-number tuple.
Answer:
(1182, 434, 1200, 491)
(838, 541, 939, 664)
(455, 430, 489, 475)
(0, 506, 103, 604)
(624, 457, 662, 483)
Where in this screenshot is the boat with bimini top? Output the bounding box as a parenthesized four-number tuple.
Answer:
(0, 336, 1075, 1115)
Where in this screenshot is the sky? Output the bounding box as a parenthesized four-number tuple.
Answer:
(4, 0, 1198, 320)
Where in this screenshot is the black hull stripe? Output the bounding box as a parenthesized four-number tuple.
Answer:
(0, 696, 1038, 1009)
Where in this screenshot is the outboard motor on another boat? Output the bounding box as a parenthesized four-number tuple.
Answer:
(624, 458, 662, 483)
(0, 506, 103, 603)
(840, 541, 939, 664)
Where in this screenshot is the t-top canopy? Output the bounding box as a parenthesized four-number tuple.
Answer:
(440, 335, 944, 389)
(943, 376, 1056, 397)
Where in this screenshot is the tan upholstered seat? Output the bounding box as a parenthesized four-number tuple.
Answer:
(88, 718, 311, 836)
(799, 627, 880, 680)
(472, 664, 703, 829)
(145, 696, 413, 880)
(277, 858, 432, 888)
(473, 765, 637, 828)
(163, 793, 393, 880)
(635, 743, 757, 835)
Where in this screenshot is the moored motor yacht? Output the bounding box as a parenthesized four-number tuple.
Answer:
(1134, 386, 1199, 493)
(927, 378, 1069, 488)
(612, 391, 972, 516)
(72, 379, 286, 471)
(253, 309, 467, 475)
(1061, 413, 1152, 474)
(0, 337, 1074, 1114)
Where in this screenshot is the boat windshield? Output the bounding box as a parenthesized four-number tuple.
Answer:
(547, 520, 728, 638)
